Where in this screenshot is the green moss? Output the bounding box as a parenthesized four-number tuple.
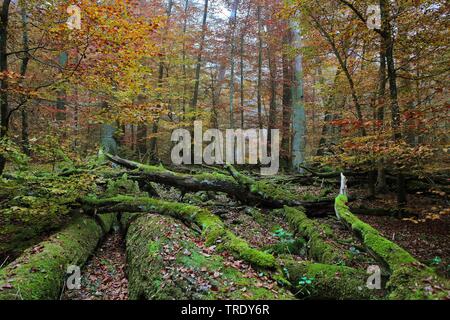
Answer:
(335, 195, 450, 300)
(284, 260, 377, 300)
(284, 206, 342, 264)
(125, 214, 294, 300)
(89, 196, 276, 269)
(97, 213, 116, 233)
(0, 215, 103, 300)
(264, 238, 306, 255)
(251, 181, 298, 202)
(0, 171, 100, 259)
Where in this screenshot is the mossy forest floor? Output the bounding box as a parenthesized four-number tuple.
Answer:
(1, 163, 449, 300)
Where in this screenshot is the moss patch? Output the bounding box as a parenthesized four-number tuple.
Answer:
(335, 195, 450, 300)
(123, 214, 294, 300)
(284, 206, 343, 264)
(0, 215, 104, 300)
(87, 196, 276, 269)
(283, 260, 377, 299)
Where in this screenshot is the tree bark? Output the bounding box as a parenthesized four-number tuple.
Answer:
(0, 0, 12, 175)
(190, 0, 209, 113)
(290, 19, 306, 171)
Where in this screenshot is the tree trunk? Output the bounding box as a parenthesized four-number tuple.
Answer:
(380, 0, 406, 205)
(290, 20, 306, 172)
(376, 40, 387, 192)
(0, 0, 11, 175)
(20, 4, 30, 156)
(281, 29, 292, 166)
(190, 0, 209, 114)
(256, 5, 263, 129)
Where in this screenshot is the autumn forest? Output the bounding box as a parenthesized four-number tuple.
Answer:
(0, 0, 449, 303)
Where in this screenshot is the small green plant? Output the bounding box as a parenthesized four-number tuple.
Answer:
(296, 276, 315, 296)
(431, 256, 442, 265)
(272, 228, 293, 241)
(349, 246, 361, 255)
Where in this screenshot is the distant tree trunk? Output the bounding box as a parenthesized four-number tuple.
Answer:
(56, 52, 68, 121)
(228, 0, 239, 129)
(0, 0, 11, 175)
(20, 4, 30, 156)
(376, 40, 387, 192)
(267, 40, 277, 146)
(239, 29, 245, 129)
(310, 14, 366, 137)
(149, 0, 174, 164)
(181, 0, 189, 119)
(100, 102, 118, 156)
(281, 29, 292, 166)
(290, 20, 306, 172)
(256, 5, 263, 129)
(190, 0, 209, 114)
(316, 68, 339, 156)
(380, 0, 406, 205)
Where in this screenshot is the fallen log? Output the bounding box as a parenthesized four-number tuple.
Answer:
(83, 195, 276, 269)
(282, 260, 378, 299)
(0, 214, 115, 300)
(349, 206, 419, 218)
(335, 175, 450, 300)
(122, 214, 295, 300)
(105, 153, 334, 215)
(283, 206, 344, 264)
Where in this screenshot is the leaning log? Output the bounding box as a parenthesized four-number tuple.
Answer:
(0, 214, 115, 300)
(335, 180, 450, 299)
(122, 214, 295, 300)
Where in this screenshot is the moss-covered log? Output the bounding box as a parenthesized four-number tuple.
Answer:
(83, 195, 276, 269)
(335, 194, 450, 300)
(284, 206, 344, 264)
(105, 153, 333, 215)
(123, 213, 295, 300)
(0, 214, 115, 300)
(282, 260, 378, 300)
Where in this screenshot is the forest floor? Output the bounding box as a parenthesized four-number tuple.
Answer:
(63, 231, 128, 300)
(1, 165, 449, 299)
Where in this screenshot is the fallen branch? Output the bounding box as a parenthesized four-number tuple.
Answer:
(335, 174, 450, 300)
(105, 154, 334, 215)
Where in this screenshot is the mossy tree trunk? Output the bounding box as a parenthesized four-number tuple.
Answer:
(122, 213, 294, 300)
(0, 214, 115, 300)
(335, 194, 450, 299)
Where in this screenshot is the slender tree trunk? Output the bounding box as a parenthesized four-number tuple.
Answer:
(181, 0, 189, 119)
(256, 5, 263, 129)
(290, 20, 306, 172)
(310, 14, 366, 137)
(376, 40, 387, 192)
(56, 52, 68, 121)
(281, 29, 292, 166)
(380, 0, 406, 205)
(267, 41, 277, 146)
(190, 0, 209, 114)
(228, 0, 239, 129)
(0, 0, 11, 175)
(19, 3, 30, 156)
(239, 29, 245, 129)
